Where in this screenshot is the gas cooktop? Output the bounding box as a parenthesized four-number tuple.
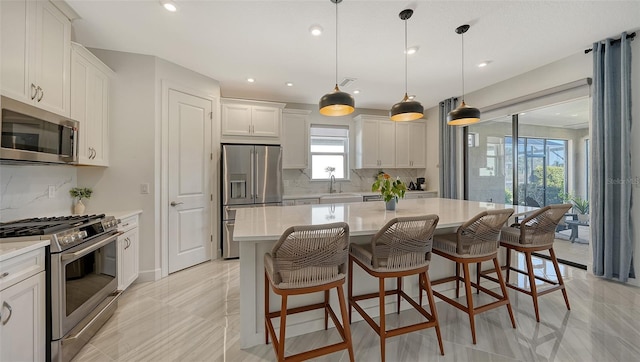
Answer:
(0, 214, 107, 238)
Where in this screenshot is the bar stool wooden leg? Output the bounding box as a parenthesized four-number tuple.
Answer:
(348, 256, 354, 323)
(278, 294, 288, 361)
(336, 285, 355, 362)
(505, 248, 512, 283)
(524, 251, 540, 322)
(419, 273, 424, 306)
(423, 271, 445, 355)
(493, 257, 516, 328)
(324, 290, 330, 330)
(476, 262, 481, 294)
(265, 272, 269, 345)
(396, 277, 402, 314)
(462, 262, 477, 344)
(549, 247, 571, 310)
(455, 262, 461, 298)
(379, 277, 386, 362)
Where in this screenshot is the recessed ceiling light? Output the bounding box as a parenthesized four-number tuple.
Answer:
(161, 1, 177, 12)
(353, 90, 360, 94)
(285, 82, 293, 87)
(407, 95, 416, 100)
(477, 61, 491, 68)
(247, 78, 255, 83)
(519, 112, 526, 115)
(571, 114, 578, 117)
(309, 25, 323, 36)
(405, 46, 419, 55)
(555, 112, 561, 115)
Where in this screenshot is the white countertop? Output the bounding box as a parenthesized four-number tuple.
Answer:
(0, 239, 50, 262)
(234, 198, 535, 242)
(106, 210, 143, 220)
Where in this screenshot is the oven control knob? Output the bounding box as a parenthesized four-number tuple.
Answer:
(79, 231, 88, 239)
(62, 236, 72, 244)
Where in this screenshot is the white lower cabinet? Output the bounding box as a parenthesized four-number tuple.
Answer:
(0, 249, 45, 362)
(117, 214, 139, 291)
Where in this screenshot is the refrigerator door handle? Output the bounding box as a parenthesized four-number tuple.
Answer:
(249, 148, 255, 200)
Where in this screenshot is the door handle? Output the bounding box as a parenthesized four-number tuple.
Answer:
(170, 201, 183, 207)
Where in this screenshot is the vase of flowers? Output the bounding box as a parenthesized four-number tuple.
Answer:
(69, 187, 93, 215)
(372, 172, 406, 211)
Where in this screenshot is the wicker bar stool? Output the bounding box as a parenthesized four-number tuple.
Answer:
(349, 215, 444, 362)
(431, 209, 515, 344)
(264, 222, 354, 362)
(479, 204, 573, 322)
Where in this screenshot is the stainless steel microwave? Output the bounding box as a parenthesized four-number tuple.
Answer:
(1, 96, 78, 164)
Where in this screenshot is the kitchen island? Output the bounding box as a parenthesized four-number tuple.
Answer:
(234, 198, 535, 348)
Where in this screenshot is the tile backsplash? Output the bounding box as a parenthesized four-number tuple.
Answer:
(283, 168, 425, 195)
(0, 164, 77, 221)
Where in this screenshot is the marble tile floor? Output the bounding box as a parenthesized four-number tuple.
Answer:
(73, 255, 640, 362)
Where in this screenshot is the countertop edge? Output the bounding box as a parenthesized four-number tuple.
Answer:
(0, 239, 50, 262)
(283, 190, 438, 200)
(108, 210, 143, 220)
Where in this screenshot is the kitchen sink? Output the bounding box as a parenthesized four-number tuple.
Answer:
(319, 193, 363, 204)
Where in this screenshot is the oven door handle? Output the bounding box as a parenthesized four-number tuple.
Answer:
(61, 232, 122, 262)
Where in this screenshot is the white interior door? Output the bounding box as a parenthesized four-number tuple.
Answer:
(168, 89, 213, 273)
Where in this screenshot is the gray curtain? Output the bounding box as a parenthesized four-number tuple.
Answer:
(439, 97, 459, 199)
(591, 32, 634, 282)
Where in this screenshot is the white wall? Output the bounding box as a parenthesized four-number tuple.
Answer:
(77, 50, 220, 281)
(76, 49, 158, 280)
(0, 164, 77, 221)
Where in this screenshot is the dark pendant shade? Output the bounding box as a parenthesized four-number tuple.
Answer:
(447, 101, 481, 126)
(390, 95, 423, 121)
(319, 85, 355, 116)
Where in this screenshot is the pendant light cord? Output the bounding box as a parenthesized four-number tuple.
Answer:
(404, 17, 408, 96)
(461, 32, 465, 102)
(335, 0, 339, 86)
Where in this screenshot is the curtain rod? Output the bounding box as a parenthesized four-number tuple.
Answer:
(585, 32, 636, 54)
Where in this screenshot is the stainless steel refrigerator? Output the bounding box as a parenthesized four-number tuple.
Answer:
(221, 144, 283, 258)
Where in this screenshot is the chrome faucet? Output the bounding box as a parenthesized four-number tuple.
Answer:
(329, 175, 336, 193)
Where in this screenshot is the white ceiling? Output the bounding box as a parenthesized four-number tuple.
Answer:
(66, 0, 640, 111)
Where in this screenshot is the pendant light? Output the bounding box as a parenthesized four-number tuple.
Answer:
(319, 0, 354, 116)
(390, 9, 423, 122)
(447, 24, 481, 126)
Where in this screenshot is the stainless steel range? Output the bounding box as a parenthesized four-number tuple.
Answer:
(0, 214, 121, 362)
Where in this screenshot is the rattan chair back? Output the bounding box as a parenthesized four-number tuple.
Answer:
(455, 209, 514, 255)
(269, 222, 349, 288)
(516, 203, 573, 246)
(369, 215, 439, 270)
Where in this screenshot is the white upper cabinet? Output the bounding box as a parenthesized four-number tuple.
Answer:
(282, 109, 310, 169)
(1, 0, 71, 116)
(355, 115, 396, 169)
(395, 121, 426, 168)
(221, 98, 285, 142)
(71, 42, 114, 166)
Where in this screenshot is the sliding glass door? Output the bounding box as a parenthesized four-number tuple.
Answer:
(465, 98, 590, 268)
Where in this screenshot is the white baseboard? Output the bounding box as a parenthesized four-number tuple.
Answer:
(136, 268, 162, 283)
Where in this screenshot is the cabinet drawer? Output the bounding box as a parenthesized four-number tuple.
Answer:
(0, 248, 45, 291)
(118, 215, 139, 232)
